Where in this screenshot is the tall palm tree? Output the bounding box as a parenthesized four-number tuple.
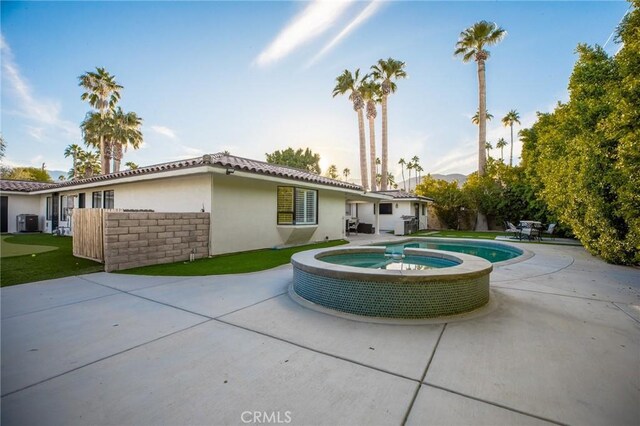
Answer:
(326, 164, 339, 179)
(78, 67, 123, 175)
(455, 20, 506, 230)
(63, 143, 83, 179)
(485, 141, 493, 159)
(406, 162, 414, 192)
(111, 107, 143, 173)
(360, 78, 381, 191)
(342, 168, 350, 181)
(387, 172, 395, 188)
(375, 157, 381, 176)
(333, 69, 368, 190)
(496, 137, 507, 161)
(502, 109, 521, 166)
(81, 111, 111, 162)
(471, 109, 493, 125)
(411, 156, 420, 187)
(398, 158, 407, 191)
(371, 58, 407, 191)
(415, 164, 424, 185)
(76, 149, 101, 178)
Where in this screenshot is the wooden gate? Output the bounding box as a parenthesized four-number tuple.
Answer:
(72, 208, 119, 262)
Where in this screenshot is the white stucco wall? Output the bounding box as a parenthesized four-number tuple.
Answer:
(357, 200, 429, 232)
(2, 193, 42, 233)
(210, 174, 345, 255)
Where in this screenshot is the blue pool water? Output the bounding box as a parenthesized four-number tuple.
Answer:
(320, 252, 459, 270)
(373, 239, 522, 263)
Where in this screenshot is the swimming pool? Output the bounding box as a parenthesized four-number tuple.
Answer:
(372, 238, 523, 263)
(320, 252, 459, 270)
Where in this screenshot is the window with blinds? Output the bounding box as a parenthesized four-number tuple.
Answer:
(277, 186, 318, 225)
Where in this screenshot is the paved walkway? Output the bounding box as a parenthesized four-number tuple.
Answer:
(1, 243, 639, 425)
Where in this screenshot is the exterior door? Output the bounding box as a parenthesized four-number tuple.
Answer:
(52, 193, 59, 230)
(0, 196, 7, 233)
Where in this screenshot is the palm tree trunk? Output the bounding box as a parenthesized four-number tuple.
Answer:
(509, 123, 514, 166)
(368, 117, 377, 191)
(381, 95, 389, 190)
(401, 166, 405, 191)
(357, 110, 369, 191)
(476, 58, 489, 231)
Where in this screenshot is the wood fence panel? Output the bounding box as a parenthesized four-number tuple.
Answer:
(72, 209, 120, 262)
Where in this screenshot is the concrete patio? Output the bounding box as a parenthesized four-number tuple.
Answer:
(1, 241, 639, 425)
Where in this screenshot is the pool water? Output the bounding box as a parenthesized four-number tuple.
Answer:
(320, 253, 459, 270)
(376, 240, 522, 263)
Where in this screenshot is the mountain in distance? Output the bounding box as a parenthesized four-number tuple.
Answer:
(48, 170, 68, 181)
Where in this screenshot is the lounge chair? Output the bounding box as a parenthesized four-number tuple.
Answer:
(505, 221, 521, 239)
(542, 223, 556, 240)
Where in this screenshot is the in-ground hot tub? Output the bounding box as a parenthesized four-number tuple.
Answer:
(291, 246, 493, 320)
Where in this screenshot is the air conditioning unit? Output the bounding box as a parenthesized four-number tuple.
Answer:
(17, 214, 39, 232)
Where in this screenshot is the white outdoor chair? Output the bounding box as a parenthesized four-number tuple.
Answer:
(347, 218, 359, 236)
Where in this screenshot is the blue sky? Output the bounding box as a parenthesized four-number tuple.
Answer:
(0, 0, 630, 182)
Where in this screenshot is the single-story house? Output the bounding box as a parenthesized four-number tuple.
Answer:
(0, 153, 390, 255)
(354, 190, 434, 235)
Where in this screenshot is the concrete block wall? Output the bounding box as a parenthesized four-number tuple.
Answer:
(103, 212, 210, 272)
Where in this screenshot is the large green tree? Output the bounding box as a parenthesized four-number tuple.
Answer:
(371, 58, 407, 191)
(78, 67, 122, 175)
(455, 20, 506, 230)
(111, 107, 143, 173)
(1, 167, 52, 182)
(333, 69, 368, 190)
(521, 1, 639, 264)
(265, 148, 321, 174)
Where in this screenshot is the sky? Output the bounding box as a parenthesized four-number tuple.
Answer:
(0, 0, 630, 183)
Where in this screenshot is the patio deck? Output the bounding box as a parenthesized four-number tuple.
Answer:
(1, 242, 639, 425)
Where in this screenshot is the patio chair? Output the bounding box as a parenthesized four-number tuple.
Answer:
(347, 218, 359, 236)
(520, 226, 541, 241)
(542, 223, 556, 240)
(505, 221, 521, 239)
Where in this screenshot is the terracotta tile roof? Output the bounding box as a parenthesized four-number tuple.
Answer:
(0, 180, 55, 192)
(374, 190, 433, 201)
(3, 153, 363, 193)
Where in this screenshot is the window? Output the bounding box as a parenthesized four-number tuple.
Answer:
(376, 203, 393, 215)
(46, 197, 52, 220)
(78, 193, 85, 208)
(103, 190, 114, 209)
(277, 186, 317, 225)
(92, 191, 102, 208)
(422, 203, 426, 216)
(60, 195, 68, 221)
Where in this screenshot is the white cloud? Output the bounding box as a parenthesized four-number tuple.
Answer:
(307, 0, 383, 67)
(0, 34, 79, 140)
(255, 0, 353, 67)
(149, 125, 177, 139)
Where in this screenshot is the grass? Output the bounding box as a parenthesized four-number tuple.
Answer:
(1, 235, 58, 257)
(121, 239, 349, 276)
(414, 230, 510, 239)
(0, 234, 103, 287)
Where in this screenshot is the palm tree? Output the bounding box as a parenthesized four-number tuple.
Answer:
(76, 149, 101, 178)
(415, 164, 424, 185)
(485, 141, 493, 159)
(406, 162, 414, 192)
(333, 69, 368, 190)
(371, 58, 407, 191)
(471, 109, 494, 125)
(398, 158, 407, 191)
(455, 20, 506, 230)
(326, 164, 339, 179)
(455, 21, 506, 176)
(387, 172, 396, 188)
(342, 168, 350, 181)
(496, 137, 507, 161)
(110, 107, 143, 173)
(81, 111, 111, 162)
(360, 78, 381, 191)
(502, 109, 521, 166)
(125, 161, 138, 170)
(375, 157, 381, 176)
(63, 144, 83, 179)
(78, 67, 123, 175)
(411, 156, 420, 187)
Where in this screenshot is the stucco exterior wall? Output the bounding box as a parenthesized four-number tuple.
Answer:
(38, 174, 212, 234)
(3, 193, 42, 233)
(210, 174, 344, 255)
(357, 201, 429, 232)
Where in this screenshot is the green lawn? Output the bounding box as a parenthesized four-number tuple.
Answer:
(0, 234, 103, 287)
(121, 239, 348, 276)
(414, 230, 510, 239)
(1, 235, 58, 257)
